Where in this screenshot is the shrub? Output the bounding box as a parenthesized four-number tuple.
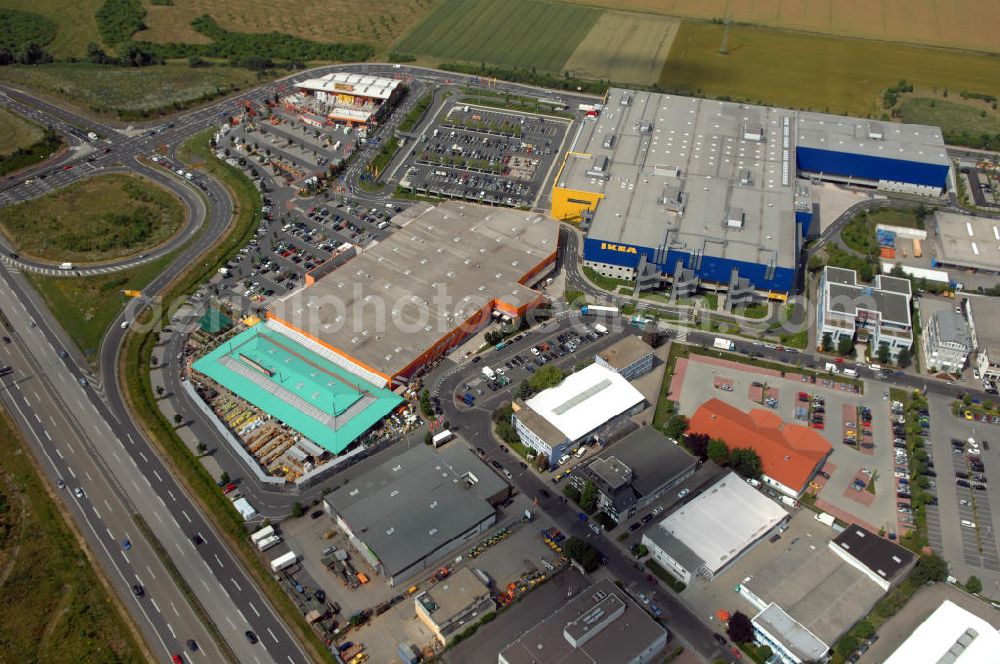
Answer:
(95, 0, 146, 47)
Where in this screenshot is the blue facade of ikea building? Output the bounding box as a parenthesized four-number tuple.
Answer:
(583, 237, 797, 294)
(796, 147, 950, 189)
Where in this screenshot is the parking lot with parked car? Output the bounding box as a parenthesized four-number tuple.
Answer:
(397, 103, 569, 208)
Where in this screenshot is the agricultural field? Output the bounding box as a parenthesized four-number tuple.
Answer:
(566, 0, 1000, 54)
(137, 0, 436, 50)
(563, 11, 678, 85)
(0, 107, 44, 157)
(0, 410, 145, 664)
(897, 96, 1000, 147)
(0, 62, 258, 118)
(0, 0, 102, 58)
(660, 22, 1000, 117)
(395, 0, 601, 72)
(0, 173, 185, 263)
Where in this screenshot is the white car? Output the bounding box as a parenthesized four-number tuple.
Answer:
(677, 488, 690, 499)
(530, 347, 540, 356)
(652, 505, 664, 516)
(74, 487, 85, 499)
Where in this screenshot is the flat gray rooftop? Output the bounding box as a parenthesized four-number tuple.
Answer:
(969, 296, 1000, 359)
(795, 114, 948, 166)
(741, 513, 884, 646)
(823, 267, 912, 327)
(597, 426, 696, 500)
(269, 202, 557, 377)
(561, 89, 799, 267)
(325, 445, 505, 577)
(498, 578, 667, 664)
(933, 210, 1000, 272)
(595, 335, 653, 371)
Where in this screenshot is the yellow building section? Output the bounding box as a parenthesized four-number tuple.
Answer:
(549, 152, 603, 222)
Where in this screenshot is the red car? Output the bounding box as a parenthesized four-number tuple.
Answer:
(172, 656, 184, 664)
(834, 358, 844, 363)
(63, 164, 74, 170)
(222, 483, 237, 494)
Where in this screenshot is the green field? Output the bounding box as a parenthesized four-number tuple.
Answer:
(0, 62, 259, 118)
(898, 96, 1000, 149)
(0, 0, 102, 58)
(0, 106, 44, 157)
(0, 173, 185, 263)
(395, 0, 601, 72)
(660, 22, 1000, 117)
(27, 251, 177, 358)
(0, 409, 145, 663)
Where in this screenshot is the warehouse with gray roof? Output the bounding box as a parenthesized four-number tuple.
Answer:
(551, 88, 949, 301)
(324, 444, 509, 585)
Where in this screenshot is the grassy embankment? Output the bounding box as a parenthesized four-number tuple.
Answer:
(0, 173, 185, 263)
(121, 128, 339, 664)
(0, 409, 147, 664)
(0, 107, 64, 177)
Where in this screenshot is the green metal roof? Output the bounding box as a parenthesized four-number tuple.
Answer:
(193, 325, 402, 454)
(198, 308, 233, 335)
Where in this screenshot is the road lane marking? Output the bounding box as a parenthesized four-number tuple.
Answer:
(268, 628, 278, 644)
(131, 479, 140, 492)
(103, 499, 112, 513)
(146, 565, 156, 580)
(85, 471, 92, 482)
(236, 608, 247, 623)
(67, 467, 76, 479)
(65, 442, 74, 454)
(34, 412, 40, 423)
(150, 598, 160, 613)
(105, 527, 112, 538)
(170, 601, 179, 616)
(166, 623, 175, 638)
(154, 511, 163, 524)
(152, 470, 162, 483)
(43, 429, 51, 441)
(167, 490, 176, 502)
(231, 578, 242, 592)
(214, 554, 223, 567)
(121, 551, 129, 564)
(248, 602, 260, 618)
(200, 578, 211, 592)
(55, 448, 63, 459)
(142, 475, 152, 488)
(225, 616, 236, 630)
(182, 510, 191, 523)
(112, 451, 121, 463)
(139, 451, 148, 463)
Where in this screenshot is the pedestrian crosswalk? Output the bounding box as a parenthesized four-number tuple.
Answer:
(674, 328, 689, 344)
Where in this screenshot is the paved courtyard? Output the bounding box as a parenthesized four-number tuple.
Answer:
(672, 356, 898, 533)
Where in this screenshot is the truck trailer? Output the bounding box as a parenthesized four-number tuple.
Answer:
(713, 337, 735, 351)
(250, 525, 275, 543)
(270, 551, 297, 573)
(257, 535, 282, 552)
(580, 305, 618, 317)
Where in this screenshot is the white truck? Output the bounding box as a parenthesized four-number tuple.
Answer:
(825, 362, 839, 374)
(593, 323, 608, 335)
(59, 262, 74, 270)
(431, 429, 455, 447)
(713, 337, 735, 351)
(257, 535, 282, 552)
(250, 525, 275, 544)
(482, 366, 496, 381)
(270, 551, 297, 573)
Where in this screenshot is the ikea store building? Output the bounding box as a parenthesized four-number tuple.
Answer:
(553, 89, 950, 303)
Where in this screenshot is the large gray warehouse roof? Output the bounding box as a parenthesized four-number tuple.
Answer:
(269, 202, 557, 378)
(326, 445, 506, 577)
(561, 90, 800, 269)
(795, 114, 948, 166)
(933, 211, 1000, 272)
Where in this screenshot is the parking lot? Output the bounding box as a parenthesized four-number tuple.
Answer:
(671, 355, 900, 533)
(212, 194, 407, 313)
(927, 395, 1000, 596)
(398, 103, 569, 208)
